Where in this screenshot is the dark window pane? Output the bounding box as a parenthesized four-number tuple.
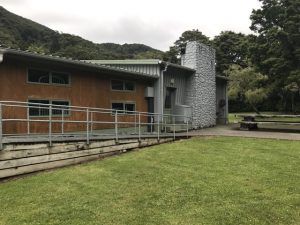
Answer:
(124, 82, 135, 91)
(111, 80, 123, 90)
(28, 69, 50, 83)
(125, 103, 135, 113)
(112, 103, 124, 113)
(28, 100, 49, 116)
(52, 101, 69, 115)
(52, 72, 69, 85)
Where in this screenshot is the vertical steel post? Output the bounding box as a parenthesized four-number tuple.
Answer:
(61, 108, 64, 134)
(151, 116, 153, 133)
(86, 108, 90, 145)
(134, 113, 137, 134)
(27, 106, 30, 135)
(49, 105, 52, 147)
(138, 112, 141, 141)
(0, 103, 3, 150)
(173, 115, 176, 140)
(115, 111, 118, 142)
(90, 111, 93, 133)
(186, 118, 189, 138)
(157, 115, 160, 141)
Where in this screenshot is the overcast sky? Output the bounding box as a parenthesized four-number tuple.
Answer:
(0, 0, 261, 51)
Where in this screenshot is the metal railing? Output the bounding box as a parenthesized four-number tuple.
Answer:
(0, 101, 193, 149)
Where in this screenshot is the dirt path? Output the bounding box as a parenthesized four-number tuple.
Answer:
(189, 124, 300, 141)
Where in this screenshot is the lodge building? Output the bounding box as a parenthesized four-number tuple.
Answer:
(0, 41, 228, 135)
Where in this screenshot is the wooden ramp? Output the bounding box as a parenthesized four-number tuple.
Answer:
(0, 136, 176, 179)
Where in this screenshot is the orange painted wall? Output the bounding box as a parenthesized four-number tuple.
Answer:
(0, 59, 152, 134)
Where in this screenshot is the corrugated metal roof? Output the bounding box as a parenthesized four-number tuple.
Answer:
(85, 59, 196, 74)
(0, 47, 159, 79)
(85, 59, 162, 65)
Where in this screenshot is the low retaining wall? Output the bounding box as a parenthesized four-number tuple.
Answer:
(0, 137, 174, 179)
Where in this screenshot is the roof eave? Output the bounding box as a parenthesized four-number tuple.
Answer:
(216, 75, 229, 81)
(0, 48, 158, 79)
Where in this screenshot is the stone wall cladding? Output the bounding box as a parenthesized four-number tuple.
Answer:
(183, 41, 216, 128)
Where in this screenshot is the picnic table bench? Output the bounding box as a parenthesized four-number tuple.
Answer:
(235, 114, 300, 130)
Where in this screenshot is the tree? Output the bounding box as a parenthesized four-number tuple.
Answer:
(250, 0, 300, 92)
(249, 0, 300, 112)
(213, 31, 250, 75)
(163, 29, 211, 63)
(226, 64, 269, 113)
(27, 43, 49, 54)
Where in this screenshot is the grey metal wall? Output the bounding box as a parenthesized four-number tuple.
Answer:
(164, 69, 189, 106)
(95, 63, 162, 119)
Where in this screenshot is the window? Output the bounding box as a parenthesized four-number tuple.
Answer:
(124, 81, 135, 91)
(51, 72, 69, 85)
(29, 100, 50, 116)
(28, 99, 70, 117)
(28, 69, 50, 84)
(27, 68, 70, 85)
(125, 103, 135, 113)
(112, 103, 124, 112)
(52, 101, 70, 116)
(111, 80, 135, 91)
(111, 80, 124, 90)
(111, 102, 135, 114)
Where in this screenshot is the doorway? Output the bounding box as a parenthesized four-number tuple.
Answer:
(165, 87, 176, 110)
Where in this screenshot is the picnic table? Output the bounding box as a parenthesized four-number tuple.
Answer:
(235, 114, 300, 130)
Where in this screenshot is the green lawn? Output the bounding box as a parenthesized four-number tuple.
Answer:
(0, 137, 299, 225)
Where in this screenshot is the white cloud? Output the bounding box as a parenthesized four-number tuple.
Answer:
(0, 0, 261, 50)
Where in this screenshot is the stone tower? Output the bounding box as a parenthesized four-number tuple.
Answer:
(182, 41, 216, 128)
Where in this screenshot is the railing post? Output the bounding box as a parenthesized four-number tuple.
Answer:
(61, 108, 64, 134)
(135, 113, 137, 134)
(115, 111, 118, 143)
(86, 108, 90, 145)
(151, 116, 153, 133)
(173, 115, 176, 140)
(0, 103, 3, 150)
(27, 105, 30, 135)
(138, 112, 141, 141)
(90, 111, 93, 133)
(49, 105, 52, 147)
(186, 118, 189, 138)
(157, 115, 160, 141)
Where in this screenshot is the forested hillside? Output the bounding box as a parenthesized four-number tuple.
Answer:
(1, 0, 299, 113)
(0, 6, 163, 60)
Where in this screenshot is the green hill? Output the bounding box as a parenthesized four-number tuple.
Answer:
(0, 6, 163, 60)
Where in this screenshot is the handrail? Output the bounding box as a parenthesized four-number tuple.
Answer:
(0, 100, 193, 149)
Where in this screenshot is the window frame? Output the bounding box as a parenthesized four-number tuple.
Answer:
(27, 67, 71, 87)
(111, 79, 136, 92)
(111, 101, 136, 115)
(28, 98, 71, 117)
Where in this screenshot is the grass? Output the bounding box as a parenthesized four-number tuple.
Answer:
(0, 137, 300, 225)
